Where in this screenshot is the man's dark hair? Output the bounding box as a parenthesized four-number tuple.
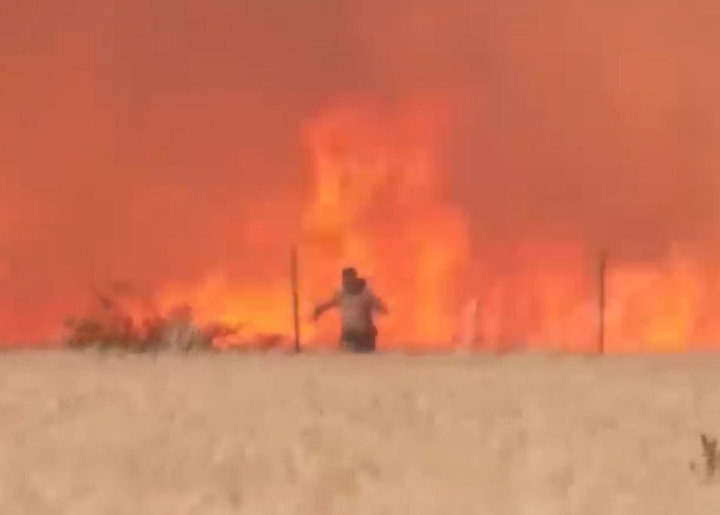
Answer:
(342, 267, 358, 280)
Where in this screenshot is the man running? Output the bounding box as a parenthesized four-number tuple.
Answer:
(312, 267, 388, 352)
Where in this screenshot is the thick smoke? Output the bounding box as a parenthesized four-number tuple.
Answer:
(350, 0, 720, 252)
(0, 0, 718, 346)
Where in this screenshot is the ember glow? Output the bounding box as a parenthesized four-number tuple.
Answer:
(1, 0, 719, 351)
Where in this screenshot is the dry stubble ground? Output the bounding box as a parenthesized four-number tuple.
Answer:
(0, 350, 719, 514)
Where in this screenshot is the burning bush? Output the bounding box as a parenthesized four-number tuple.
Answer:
(64, 294, 216, 352)
(63, 289, 289, 352)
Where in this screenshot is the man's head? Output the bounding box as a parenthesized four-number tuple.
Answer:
(341, 267, 359, 291)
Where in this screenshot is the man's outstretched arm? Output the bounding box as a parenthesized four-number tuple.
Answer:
(313, 293, 340, 320)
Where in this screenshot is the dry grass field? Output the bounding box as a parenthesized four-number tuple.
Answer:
(1, 350, 719, 514)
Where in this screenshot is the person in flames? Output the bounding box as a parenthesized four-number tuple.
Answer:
(312, 267, 388, 352)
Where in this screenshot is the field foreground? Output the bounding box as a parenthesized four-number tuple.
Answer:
(1, 351, 719, 514)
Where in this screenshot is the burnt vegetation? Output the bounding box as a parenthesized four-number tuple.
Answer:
(63, 290, 286, 352)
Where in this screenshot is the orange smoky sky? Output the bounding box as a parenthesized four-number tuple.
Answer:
(1, 0, 719, 349)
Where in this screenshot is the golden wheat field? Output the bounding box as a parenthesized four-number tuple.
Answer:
(0, 351, 719, 514)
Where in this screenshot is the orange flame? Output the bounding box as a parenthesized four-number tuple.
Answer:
(299, 97, 470, 348)
(149, 97, 471, 349)
(605, 246, 720, 352)
(73, 97, 720, 353)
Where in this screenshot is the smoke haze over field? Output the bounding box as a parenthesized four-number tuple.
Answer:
(1, 0, 720, 348)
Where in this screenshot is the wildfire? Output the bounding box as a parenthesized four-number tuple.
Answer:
(55, 98, 720, 353)
(290, 97, 720, 353)
(140, 97, 471, 350)
(299, 97, 470, 348)
(605, 246, 720, 352)
(2, 0, 719, 353)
